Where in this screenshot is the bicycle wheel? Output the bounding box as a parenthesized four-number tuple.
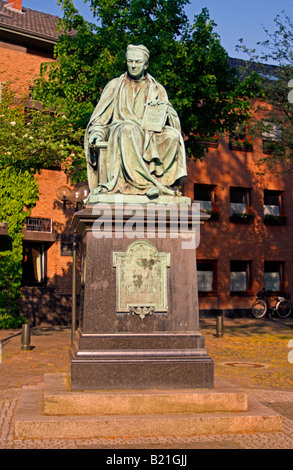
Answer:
(276, 299, 292, 318)
(251, 300, 267, 319)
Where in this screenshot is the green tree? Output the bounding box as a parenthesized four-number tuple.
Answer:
(33, 0, 260, 171)
(237, 9, 293, 173)
(0, 85, 84, 180)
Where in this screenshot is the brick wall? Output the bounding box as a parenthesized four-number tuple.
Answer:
(20, 169, 80, 325)
(184, 133, 293, 315)
(0, 44, 53, 95)
(30, 169, 75, 292)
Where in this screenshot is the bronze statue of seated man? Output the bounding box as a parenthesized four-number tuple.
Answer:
(84, 44, 187, 199)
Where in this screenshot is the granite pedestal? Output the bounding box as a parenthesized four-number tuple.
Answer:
(70, 197, 214, 390)
(14, 374, 283, 439)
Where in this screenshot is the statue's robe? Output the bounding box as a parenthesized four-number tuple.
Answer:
(84, 73, 187, 195)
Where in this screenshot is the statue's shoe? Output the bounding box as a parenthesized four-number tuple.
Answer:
(146, 187, 160, 199)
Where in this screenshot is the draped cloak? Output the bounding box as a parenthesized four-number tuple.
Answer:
(84, 73, 187, 196)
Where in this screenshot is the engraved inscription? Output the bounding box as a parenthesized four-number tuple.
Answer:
(113, 240, 170, 315)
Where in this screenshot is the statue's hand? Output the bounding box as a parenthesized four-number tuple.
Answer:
(147, 99, 165, 107)
(89, 133, 104, 147)
(89, 134, 97, 147)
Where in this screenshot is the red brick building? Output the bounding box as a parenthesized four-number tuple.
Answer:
(0, 0, 82, 324)
(0, 0, 57, 92)
(1, 1, 292, 324)
(184, 130, 293, 317)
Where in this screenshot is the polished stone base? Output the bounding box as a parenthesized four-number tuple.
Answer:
(14, 373, 283, 439)
(70, 331, 214, 390)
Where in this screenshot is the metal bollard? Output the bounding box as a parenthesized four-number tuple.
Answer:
(21, 323, 30, 351)
(216, 313, 224, 337)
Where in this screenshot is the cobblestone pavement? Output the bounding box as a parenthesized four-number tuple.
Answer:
(0, 317, 293, 450)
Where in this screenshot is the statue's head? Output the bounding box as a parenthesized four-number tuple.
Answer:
(126, 44, 150, 80)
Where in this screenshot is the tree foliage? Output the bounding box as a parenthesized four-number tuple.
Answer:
(33, 0, 260, 172)
(237, 9, 293, 173)
(0, 85, 84, 180)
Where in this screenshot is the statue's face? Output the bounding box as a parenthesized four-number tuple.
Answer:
(126, 50, 148, 80)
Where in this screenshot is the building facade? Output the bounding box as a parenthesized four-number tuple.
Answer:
(0, 0, 81, 324)
(1, 1, 292, 324)
(184, 132, 293, 317)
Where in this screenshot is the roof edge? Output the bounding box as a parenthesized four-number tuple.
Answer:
(0, 23, 58, 43)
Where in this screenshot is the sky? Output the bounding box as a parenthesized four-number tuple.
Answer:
(21, 0, 293, 62)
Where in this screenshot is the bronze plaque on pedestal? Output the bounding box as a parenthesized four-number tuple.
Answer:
(113, 240, 170, 320)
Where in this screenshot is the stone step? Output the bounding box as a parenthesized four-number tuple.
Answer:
(43, 373, 248, 416)
(14, 385, 282, 440)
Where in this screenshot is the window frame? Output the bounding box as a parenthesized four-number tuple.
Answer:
(262, 122, 284, 155)
(263, 190, 284, 217)
(194, 184, 216, 212)
(229, 123, 253, 151)
(22, 242, 47, 286)
(230, 187, 251, 217)
(262, 122, 280, 142)
(230, 260, 252, 296)
(230, 123, 247, 142)
(264, 261, 285, 294)
(60, 234, 73, 256)
(197, 260, 217, 296)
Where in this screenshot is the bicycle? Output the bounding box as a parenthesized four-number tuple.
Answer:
(251, 288, 292, 319)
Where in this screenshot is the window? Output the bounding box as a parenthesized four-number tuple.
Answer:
(264, 190, 284, 217)
(262, 123, 283, 155)
(197, 260, 217, 295)
(264, 261, 284, 292)
(230, 124, 253, 151)
(230, 261, 251, 294)
(194, 184, 216, 212)
(262, 122, 281, 142)
(61, 234, 73, 256)
(230, 187, 250, 216)
(231, 123, 247, 141)
(22, 242, 47, 285)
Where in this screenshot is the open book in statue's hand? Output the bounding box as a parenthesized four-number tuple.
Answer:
(142, 102, 168, 132)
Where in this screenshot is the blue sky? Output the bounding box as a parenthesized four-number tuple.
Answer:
(22, 0, 293, 62)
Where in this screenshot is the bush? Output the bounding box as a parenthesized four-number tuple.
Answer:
(0, 313, 28, 329)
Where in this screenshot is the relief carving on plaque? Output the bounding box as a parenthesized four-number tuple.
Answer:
(113, 240, 170, 320)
